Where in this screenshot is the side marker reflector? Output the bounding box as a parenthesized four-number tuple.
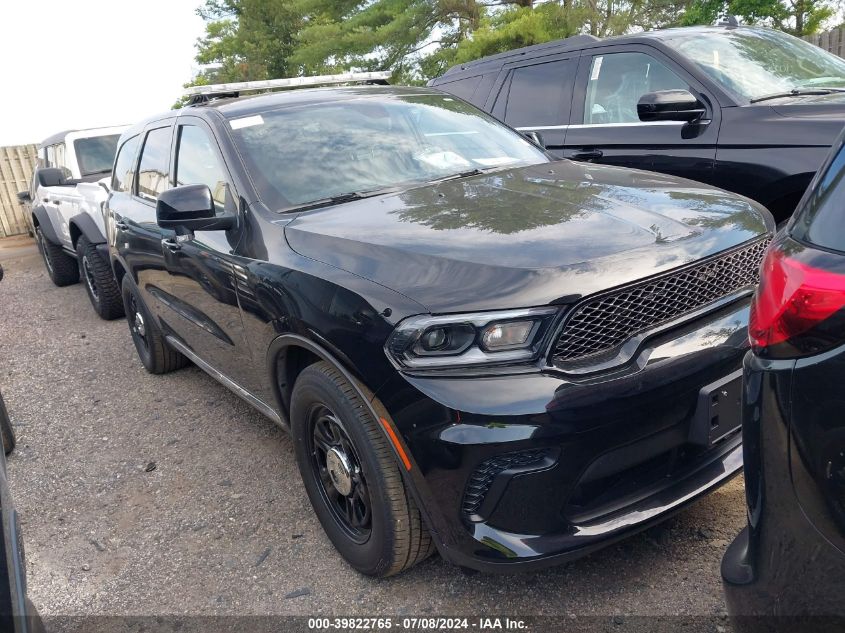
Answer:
(379, 417, 412, 471)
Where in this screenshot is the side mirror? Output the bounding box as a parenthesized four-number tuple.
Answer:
(156, 184, 235, 233)
(522, 131, 545, 147)
(637, 90, 706, 123)
(17, 191, 31, 203)
(37, 167, 75, 188)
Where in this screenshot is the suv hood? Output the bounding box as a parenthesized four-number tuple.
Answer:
(769, 91, 845, 119)
(284, 161, 771, 313)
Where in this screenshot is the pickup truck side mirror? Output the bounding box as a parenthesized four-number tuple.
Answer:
(37, 167, 76, 188)
(156, 184, 236, 234)
(17, 191, 31, 203)
(637, 90, 706, 123)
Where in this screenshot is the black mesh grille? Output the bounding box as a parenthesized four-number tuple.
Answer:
(462, 449, 548, 517)
(552, 237, 771, 366)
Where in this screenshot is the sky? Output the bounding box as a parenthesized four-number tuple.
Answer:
(0, 0, 207, 146)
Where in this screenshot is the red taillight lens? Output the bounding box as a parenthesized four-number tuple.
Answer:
(750, 245, 845, 354)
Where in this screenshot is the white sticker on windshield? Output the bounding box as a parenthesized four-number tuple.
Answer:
(230, 115, 264, 130)
(590, 56, 603, 81)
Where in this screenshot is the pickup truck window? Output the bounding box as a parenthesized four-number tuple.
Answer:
(74, 135, 120, 176)
(665, 29, 845, 101)
(137, 127, 172, 201)
(175, 125, 229, 210)
(113, 135, 140, 193)
(584, 52, 687, 124)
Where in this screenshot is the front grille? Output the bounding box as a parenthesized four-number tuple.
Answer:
(552, 237, 771, 366)
(462, 449, 549, 518)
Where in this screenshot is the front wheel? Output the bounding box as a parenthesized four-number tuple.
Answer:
(291, 361, 434, 577)
(77, 236, 124, 320)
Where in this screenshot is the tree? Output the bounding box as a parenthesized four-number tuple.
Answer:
(681, 0, 837, 36)
(194, 0, 300, 83)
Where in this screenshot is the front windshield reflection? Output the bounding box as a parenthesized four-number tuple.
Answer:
(666, 28, 845, 101)
(229, 93, 548, 210)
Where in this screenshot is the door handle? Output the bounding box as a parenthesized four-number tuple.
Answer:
(51, 200, 61, 205)
(162, 237, 181, 253)
(570, 149, 603, 161)
(115, 221, 129, 231)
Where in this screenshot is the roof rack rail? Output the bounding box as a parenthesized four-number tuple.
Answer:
(185, 71, 392, 104)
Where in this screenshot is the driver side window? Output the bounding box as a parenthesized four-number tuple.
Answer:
(584, 52, 688, 125)
(174, 125, 230, 211)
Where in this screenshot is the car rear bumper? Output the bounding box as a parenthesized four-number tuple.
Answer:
(377, 296, 752, 572)
(722, 352, 845, 621)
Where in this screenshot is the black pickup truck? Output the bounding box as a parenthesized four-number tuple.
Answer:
(431, 24, 845, 222)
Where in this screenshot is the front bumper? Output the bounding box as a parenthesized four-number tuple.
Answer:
(376, 297, 751, 572)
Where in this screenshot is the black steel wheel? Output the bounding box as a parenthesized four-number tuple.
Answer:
(120, 275, 187, 374)
(291, 361, 435, 577)
(308, 404, 372, 543)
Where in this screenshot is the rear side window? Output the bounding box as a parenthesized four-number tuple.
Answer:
(501, 59, 576, 128)
(437, 76, 482, 102)
(792, 143, 845, 252)
(112, 135, 140, 192)
(137, 127, 172, 201)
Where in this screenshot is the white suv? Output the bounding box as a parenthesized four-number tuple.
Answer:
(21, 126, 127, 318)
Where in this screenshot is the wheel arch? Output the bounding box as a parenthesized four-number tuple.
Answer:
(267, 333, 444, 551)
(68, 213, 106, 250)
(31, 205, 61, 245)
(761, 172, 814, 224)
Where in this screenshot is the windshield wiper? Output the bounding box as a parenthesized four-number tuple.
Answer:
(750, 88, 843, 103)
(281, 186, 400, 213)
(428, 168, 485, 184)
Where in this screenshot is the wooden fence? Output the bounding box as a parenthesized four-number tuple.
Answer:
(0, 145, 37, 238)
(804, 27, 845, 59)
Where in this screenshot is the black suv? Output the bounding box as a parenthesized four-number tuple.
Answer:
(106, 83, 773, 575)
(722, 128, 845, 626)
(430, 25, 845, 222)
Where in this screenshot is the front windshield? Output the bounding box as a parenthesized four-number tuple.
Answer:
(73, 135, 120, 176)
(228, 93, 548, 209)
(665, 28, 845, 101)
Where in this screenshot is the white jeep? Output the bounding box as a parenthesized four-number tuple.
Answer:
(21, 126, 127, 318)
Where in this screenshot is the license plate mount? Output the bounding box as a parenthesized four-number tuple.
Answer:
(690, 369, 743, 447)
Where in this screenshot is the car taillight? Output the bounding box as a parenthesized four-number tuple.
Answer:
(750, 243, 845, 357)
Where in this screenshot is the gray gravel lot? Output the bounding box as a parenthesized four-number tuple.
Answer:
(0, 235, 745, 625)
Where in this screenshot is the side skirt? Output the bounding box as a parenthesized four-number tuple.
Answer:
(165, 335, 286, 428)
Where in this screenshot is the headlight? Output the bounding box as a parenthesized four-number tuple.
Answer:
(385, 307, 559, 370)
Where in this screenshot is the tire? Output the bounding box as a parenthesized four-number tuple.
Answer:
(35, 226, 79, 287)
(0, 390, 16, 455)
(291, 361, 434, 577)
(120, 275, 187, 374)
(77, 236, 124, 320)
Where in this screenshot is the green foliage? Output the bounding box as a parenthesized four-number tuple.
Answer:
(681, 0, 837, 35)
(180, 0, 841, 97)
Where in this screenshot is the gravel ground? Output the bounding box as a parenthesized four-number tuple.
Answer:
(0, 236, 745, 627)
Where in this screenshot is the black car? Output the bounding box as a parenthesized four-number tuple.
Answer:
(430, 25, 845, 223)
(721, 131, 845, 624)
(106, 81, 773, 576)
